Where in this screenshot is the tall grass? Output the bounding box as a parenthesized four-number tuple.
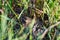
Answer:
(0, 0, 60, 40)
(44, 0, 60, 40)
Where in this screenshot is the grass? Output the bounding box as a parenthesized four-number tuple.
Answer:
(0, 0, 60, 40)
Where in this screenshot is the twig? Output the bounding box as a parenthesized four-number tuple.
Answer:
(41, 22, 60, 39)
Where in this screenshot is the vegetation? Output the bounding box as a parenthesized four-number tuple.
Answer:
(0, 0, 60, 40)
